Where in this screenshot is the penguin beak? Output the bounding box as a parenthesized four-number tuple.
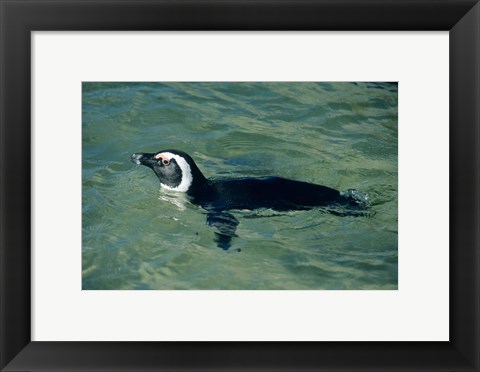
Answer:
(131, 153, 151, 165)
(131, 153, 144, 165)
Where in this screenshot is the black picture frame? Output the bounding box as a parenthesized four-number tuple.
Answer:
(1, 1, 479, 371)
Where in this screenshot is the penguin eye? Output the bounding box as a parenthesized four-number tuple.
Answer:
(162, 159, 170, 166)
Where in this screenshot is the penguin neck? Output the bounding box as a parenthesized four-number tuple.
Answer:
(186, 163, 209, 197)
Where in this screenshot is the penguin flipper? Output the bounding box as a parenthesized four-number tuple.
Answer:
(206, 211, 239, 250)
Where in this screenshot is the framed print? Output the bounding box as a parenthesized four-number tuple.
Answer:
(1, 1, 479, 371)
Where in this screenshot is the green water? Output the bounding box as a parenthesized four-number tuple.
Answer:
(82, 82, 398, 290)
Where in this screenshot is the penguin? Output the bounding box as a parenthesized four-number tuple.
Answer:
(131, 149, 367, 250)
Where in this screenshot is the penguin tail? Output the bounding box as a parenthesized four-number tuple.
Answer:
(332, 189, 375, 217)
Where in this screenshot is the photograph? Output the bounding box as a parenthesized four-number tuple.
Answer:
(82, 82, 398, 290)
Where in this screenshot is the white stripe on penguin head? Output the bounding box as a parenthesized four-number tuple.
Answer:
(158, 152, 193, 192)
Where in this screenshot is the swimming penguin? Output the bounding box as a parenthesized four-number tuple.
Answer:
(131, 149, 366, 249)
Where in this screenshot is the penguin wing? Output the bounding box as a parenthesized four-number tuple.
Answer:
(205, 210, 239, 250)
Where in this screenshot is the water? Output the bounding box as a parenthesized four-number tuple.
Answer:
(82, 82, 398, 290)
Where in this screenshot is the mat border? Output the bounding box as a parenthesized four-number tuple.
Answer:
(1, 1, 479, 371)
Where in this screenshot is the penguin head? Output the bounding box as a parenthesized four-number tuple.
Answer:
(131, 149, 207, 194)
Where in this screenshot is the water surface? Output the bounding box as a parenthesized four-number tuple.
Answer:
(82, 82, 398, 290)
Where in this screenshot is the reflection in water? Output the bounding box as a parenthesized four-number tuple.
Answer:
(157, 189, 190, 211)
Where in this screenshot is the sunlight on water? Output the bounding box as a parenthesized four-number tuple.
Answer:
(82, 82, 398, 290)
